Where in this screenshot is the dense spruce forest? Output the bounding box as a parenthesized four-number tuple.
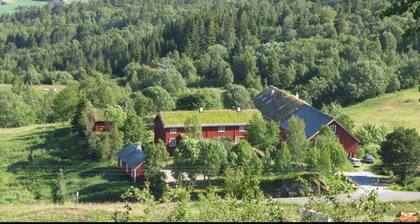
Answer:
(0, 0, 419, 127)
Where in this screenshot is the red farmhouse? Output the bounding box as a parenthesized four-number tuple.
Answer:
(254, 86, 359, 158)
(154, 109, 261, 151)
(117, 143, 146, 183)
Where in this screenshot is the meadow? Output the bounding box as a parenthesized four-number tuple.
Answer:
(0, 200, 418, 222)
(343, 88, 420, 131)
(0, 0, 87, 15)
(0, 123, 139, 204)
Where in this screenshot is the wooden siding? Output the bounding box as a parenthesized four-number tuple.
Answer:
(154, 115, 247, 151)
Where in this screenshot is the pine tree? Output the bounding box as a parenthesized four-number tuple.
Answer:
(71, 98, 88, 135)
(55, 168, 66, 204)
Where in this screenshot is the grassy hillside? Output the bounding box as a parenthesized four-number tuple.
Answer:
(0, 123, 138, 204)
(0, 0, 87, 15)
(0, 84, 65, 94)
(343, 88, 420, 131)
(0, 200, 418, 221)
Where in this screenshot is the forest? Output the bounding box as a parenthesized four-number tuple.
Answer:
(0, 0, 419, 120)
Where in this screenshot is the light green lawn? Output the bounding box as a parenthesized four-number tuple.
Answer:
(343, 88, 420, 131)
(0, 84, 65, 94)
(0, 0, 88, 15)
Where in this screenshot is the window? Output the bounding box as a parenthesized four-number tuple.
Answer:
(330, 125, 336, 133)
(169, 138, 177, 147)
(218, 126, 225, 132)
(239, 126, 246, 132)
(169, 128, 176, 134)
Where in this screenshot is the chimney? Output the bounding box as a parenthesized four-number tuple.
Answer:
(295, 92, 299, 99)
(135, 142, 142, 150)
(199, 107, 204, 113)
(236, 107, 241, 112)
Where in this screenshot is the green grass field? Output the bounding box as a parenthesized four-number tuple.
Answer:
(0, 84, 65, 94)
(0, 0, 88, 15)
(343, 88, 420, 131)
(0, 200, 417, 221)
(0, 0, 45, 15)
(0, 123, 139, 204)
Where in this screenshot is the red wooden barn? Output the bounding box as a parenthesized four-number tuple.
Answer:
(254, 86, 359, 158)
(154, 109, 261, 151)
(117, 143, 146, 183)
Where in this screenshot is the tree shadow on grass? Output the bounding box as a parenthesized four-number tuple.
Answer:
(78, 166, 130, 182)
(78, 181, 143, 203)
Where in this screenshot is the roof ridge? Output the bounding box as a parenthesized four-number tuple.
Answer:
(268, 85, 309, 105)
(161, 109, 259, 113)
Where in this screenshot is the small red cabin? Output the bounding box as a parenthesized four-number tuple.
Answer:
(93, 121, 113, 132)
(117, 143, 146, 183)
(154, 109, 261, 152)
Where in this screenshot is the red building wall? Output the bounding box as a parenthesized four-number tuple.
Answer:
(328, 121, 358, 157)
(117, 159, 145, 182)
(154, 116, 247, 151)
(278, 121, 358, 157)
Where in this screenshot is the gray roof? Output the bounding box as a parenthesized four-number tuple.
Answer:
(280, 105, 334, 139)
(118, 144, 146, 169)
(254, 86, 308, 122)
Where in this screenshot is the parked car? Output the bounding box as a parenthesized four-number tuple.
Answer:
(362, 154, 374, 164)
(350, 158, 361, 167)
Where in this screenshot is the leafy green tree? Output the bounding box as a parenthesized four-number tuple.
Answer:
(143, 141, 169, 199)
(104, 105, 127, 129)
(71, 97, 90, 135)
(228, 140, 262, 176)
(0, 90, 36, 127)
(222, 84, 252, 109)
(224, 168, 263, 200)
(55, 168, 66, 204)
(275, 142, 292, 171)
(232, 47, 262, 89)
(285, 117, 309, 163)
(52, 84, 80, 122)
(184, 115, 202, 138)
(381, 1, 420, 38)
(176, 90, 222, 110)
(144, 141, 169, 179)
(379, 127, 420, 181)
(173, 136, 201, 180)
(198, 139, 228, 180)
(132, 92, 157, 117)
(143, 86, 175, 112)
(246, 114, 279, 151)
(121, 111, 148, 145)
(340, 61, 388, 104)
(316, 127, 347, 171)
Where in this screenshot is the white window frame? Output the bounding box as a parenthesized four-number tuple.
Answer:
(239, 126, 246, 132)
(169, 128, 177, 134)
(330, 125, 336, 133)
(218, 126, 225, 133)
(169, 138, 177, 147)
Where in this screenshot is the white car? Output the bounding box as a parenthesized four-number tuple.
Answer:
(350, 158, 361, 168)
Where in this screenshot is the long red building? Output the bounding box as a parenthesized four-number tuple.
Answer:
(154, 110, 261, 151)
